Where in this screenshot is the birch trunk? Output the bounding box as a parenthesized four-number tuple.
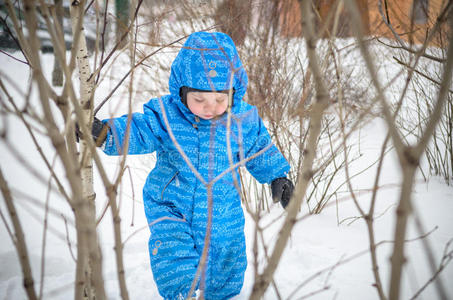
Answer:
(69, 2, 106, 300)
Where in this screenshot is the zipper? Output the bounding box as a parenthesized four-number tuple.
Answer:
(193, 116, 200, 129)
(161, 171, 180, 201)
(160, 171, 185, 220)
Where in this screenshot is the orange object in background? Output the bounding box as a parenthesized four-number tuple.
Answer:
(279, 0, 450, 47)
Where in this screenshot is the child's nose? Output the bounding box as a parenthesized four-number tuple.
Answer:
(205, 100, 215, 110)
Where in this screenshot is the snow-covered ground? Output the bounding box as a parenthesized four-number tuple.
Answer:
(1, 41, 452, 300)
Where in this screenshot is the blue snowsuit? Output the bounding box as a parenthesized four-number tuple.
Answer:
(102, 32, 290, 299)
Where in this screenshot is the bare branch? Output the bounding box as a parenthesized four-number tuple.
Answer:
(0, 168, 38, 300)
(94, 33, 192, 115)
(410, 238, 453, 300)
(249, 1, 331, 298)
(88, 0, 145, 83)
(62, 214, 77, 263)
(344, 1, 453, 298)
(393, 56, 453, 95)
(38, 162, 55, 300)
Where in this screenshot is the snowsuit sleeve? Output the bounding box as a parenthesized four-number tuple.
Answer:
(102, 102, 162, 156)
(243, 108, 290, 184)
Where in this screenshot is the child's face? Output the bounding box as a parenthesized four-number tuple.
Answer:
(186, 92, 229, 120)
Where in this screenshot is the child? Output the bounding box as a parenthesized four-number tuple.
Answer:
(92, 32, 294, 300)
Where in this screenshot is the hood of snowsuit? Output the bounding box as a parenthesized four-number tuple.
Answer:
(169, 31, 248, 115)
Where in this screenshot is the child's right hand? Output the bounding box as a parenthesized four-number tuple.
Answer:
(75, 117, 109, 146)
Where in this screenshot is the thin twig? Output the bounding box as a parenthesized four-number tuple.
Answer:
(94, 34, 190, 115)
(0, 9, 30, 64)
(376, 38, 446, 63)
(393, 56, 453, 95)
(0, 49, 28, 64)
(0, 206, 15, 243)
(38, 155, 57, 300)
(126, 166, 136, 226)
(410, 238, 453, 300)
(0, 168, 38, 300)
(0, 79, 72, 205)
(62, 214, 77, 263)
(88, 0, 145, 83)
(288, 226, 437, 299)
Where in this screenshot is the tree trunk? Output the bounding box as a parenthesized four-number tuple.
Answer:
(69, 2, 106, 300)
(115, 0, 130, 49)
(52, 0, 64, 86)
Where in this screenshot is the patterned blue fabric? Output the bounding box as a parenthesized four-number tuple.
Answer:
(102, 32, 290, 300)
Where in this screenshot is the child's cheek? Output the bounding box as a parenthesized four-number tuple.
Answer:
(189, 102, 202, 116)
(217, 103, 227, 115)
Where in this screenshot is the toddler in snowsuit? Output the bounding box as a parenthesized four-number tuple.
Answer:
(91, 32, 294, 300)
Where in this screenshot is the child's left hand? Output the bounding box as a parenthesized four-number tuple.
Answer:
(271, 177, 294, 209)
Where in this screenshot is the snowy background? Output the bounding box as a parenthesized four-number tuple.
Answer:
(1, 19, 453, 300)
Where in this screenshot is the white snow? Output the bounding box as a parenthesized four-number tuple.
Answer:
(1, 39, 452, 300)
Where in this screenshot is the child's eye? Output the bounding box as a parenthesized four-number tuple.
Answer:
(216, 98, 226, 103)
(194, 98, 204, 103)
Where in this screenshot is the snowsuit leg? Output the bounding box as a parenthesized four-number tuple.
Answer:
(149, 218, 199, 300)
(203, 235, 247, 299)
(191, 187, 248, 300)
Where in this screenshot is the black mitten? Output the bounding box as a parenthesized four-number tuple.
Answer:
(271, 177, 294, 209)
(75, 117, 108, 146)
